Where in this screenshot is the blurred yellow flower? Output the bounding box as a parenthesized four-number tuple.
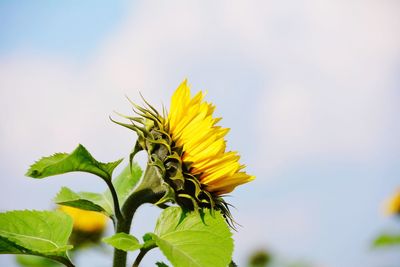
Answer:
(59, 205, 107, 233)
(168, 80, 255, 195)
(385, 189, 400, 215)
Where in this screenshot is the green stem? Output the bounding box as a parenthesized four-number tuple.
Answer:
(105, 179, 123, 222)
(112, 220, 130, 267)
(112, 189, 162, 267)
(112, 165, 166, 267)
(132, 247, 155, 267)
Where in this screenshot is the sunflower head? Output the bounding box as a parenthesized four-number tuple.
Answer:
(59, 205, 107, 246)
(113, 80, 254, 222)
(385, 189, 400, 216)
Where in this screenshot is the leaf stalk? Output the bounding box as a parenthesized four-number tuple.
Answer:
(132, 246, 155, 267)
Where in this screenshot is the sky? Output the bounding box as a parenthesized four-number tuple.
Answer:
(1, 1, 400, 266)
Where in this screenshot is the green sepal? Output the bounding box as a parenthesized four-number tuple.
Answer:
(186, 176, 202, 200)
(139, 92, 161, 117)
(148, 138, 172, 154)
(154, 183, 176, 206)
(26, 144, 123, 181)
(149, 155, 167, 176)
(166, 152, 182, 163)
(129, 142, 144, 171)
(164, 160, 185, 191)
(178, 194, 200, 212)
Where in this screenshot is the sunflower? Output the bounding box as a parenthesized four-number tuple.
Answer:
(114, 80, 254, 218)
(385, 189, 400, 216)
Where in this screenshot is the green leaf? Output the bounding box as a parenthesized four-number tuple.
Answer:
(373, 233, 400, 247)
(0, 210, 73, 266)
(0, 236, 25, 253)
(16, 255, 61, 267)
(54, 187, 113, 216)
(53, 162, 143, 217)
(102, 233, 141, 252)
(153, 207, 233, 267)
(104, 163, 143, 208)
(26, 144, 123, 181)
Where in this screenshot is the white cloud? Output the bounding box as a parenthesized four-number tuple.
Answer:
(1, 0, 398, 168)
(250, 0, 400, 172)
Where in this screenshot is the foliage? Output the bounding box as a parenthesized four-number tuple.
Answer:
(5, 84, 249, 267)
(2, 144, 236, 267)
(103, 207, 233, 267)
(373, 233, 400, 247)
(16, 255, 61, 267)
(0, 210, 74, 266)
(26, 144, 122, 181)
(103, 233, 141, 252)
(152, 207, 233, 267)
(53, 163, 143, 218)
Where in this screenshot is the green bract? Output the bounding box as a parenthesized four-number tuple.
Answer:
(113, 99, 235, 226)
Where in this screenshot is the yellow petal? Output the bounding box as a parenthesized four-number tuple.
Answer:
(167, 80, 254, 195)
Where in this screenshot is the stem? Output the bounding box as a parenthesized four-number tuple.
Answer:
(112, 221, 130, 267)
(132, 247, 155, 267)
(52, 256, 75, 267)
(112, 164, 166, 267)
(113, 189, 162, 267)
(105, 179, 123, 222)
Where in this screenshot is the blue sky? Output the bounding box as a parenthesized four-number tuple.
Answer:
(0, 0, 127, 59)
(1, 1, 400, 267)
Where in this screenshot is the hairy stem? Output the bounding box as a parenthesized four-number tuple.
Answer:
(112, 165, 165, 267)
(112, 189, 162, 267)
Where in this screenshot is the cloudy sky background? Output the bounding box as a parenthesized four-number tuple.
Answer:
(1, 1, 400, 266)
